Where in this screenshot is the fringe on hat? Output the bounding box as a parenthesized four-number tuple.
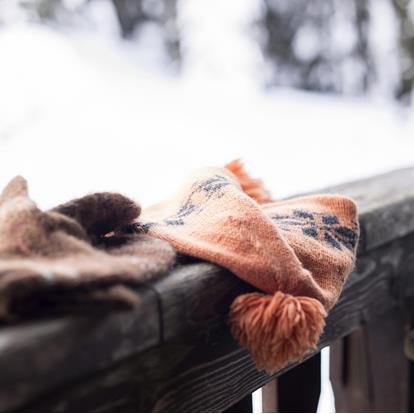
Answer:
(225, 159, 273, 204)
(229, 291, 327, 374)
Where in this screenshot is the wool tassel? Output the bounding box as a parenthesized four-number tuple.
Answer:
(229, 291, 327, 374)
(225, 159, 272, 204)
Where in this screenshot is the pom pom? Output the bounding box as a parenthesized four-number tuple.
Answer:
(225, 159, 272, 204)
(229, 291, 326, 374)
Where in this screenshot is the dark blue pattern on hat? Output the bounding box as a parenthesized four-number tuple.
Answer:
(271, 210, 357, 251)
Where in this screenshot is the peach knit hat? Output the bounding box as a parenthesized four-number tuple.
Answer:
(140, 160, 359, 373)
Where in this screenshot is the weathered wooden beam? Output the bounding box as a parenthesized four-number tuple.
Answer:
(34, 233, 404, 413)
(0, 167, 414, 412)
(0, 285, 160, 411)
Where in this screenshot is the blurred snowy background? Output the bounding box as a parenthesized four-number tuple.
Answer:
(1, 0, 414, 411)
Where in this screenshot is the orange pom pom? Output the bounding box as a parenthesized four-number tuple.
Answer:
(229, 291, 326, 374)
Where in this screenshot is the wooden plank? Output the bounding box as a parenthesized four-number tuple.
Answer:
(0, 285, 160, 411)
(1, 167, 414, 411)
(330, 311, 410, 412)
(18, 233, 414, 412)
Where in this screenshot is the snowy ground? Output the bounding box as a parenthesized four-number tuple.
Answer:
(1, 0, 414, 411)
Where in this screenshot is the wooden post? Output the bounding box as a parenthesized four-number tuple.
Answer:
(276, 353, 321, 413)
(262, 380, 278, 413)
(330, 311, 410, 412)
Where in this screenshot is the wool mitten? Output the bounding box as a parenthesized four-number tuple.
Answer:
(139, 160, 359, 373)
(0, 176, 174, 320)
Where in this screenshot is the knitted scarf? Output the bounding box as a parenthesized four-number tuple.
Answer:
(139, 160, 359, 373)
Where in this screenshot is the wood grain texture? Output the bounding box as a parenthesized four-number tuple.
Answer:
(1, 167, 414, 412)
(0, 285, 160, 411)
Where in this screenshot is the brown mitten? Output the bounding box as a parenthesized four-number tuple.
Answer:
(0, 176, 174, 320)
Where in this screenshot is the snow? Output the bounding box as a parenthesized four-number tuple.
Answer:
(1, 0, 414, 211)
(1, 0, 414, 411)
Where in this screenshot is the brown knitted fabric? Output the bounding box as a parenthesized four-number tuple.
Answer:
(140, 160, 359, 373)
(0, 176, 174, 320)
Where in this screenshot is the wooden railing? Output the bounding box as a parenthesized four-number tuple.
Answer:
(1, 167, 414, 412)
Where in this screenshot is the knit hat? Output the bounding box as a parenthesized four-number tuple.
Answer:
(140, 160, 359, 373)
(0, 176, 174, 320)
